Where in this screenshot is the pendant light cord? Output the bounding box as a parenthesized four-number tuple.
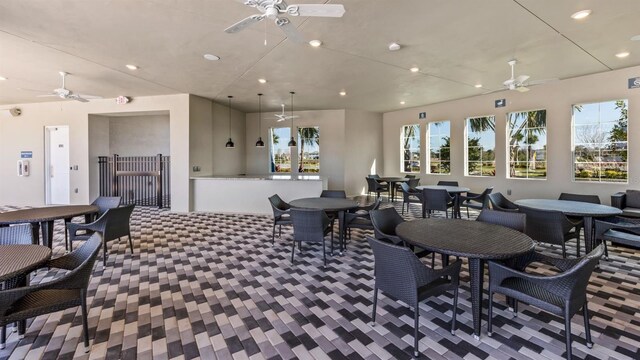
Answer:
(228, 95, 233, 138)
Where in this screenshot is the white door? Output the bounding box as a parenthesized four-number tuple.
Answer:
(45, 126, 70, 204)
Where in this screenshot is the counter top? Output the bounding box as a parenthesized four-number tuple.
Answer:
(191, 174, 325, 181)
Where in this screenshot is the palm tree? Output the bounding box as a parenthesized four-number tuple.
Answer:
(507, 110, 546, 176)
(297, 127, 319, 172)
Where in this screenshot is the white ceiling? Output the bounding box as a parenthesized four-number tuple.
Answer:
(0, 0, 639, 112)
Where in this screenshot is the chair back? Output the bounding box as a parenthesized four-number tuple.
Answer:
(92, 196, 122, 216)
(367, 174, 380, 179)
(59, 233, 103, 290)
(404, 175, 416, 179)
(559, 193, 601, 204)
(366, 177, 383, 192)
(519, 206, 573, 245)
(400, 182, 412, 195)
(563, 245, 604, 300)
(102, 204, 135, 241)
(476, 209, 526, 232)
(321, 190, 347, 198)
(268, 194, 290, 212)
(367, 237, 425, 304)
(437, 181, 459, 186)
(0, 224, 33, 245)
(422, 188, 452, 212)
(475, 187, 494, 208)
(407, 178, 420, 188)
(487, 192, 519, 212)
(370, 208, 404, 244)
(290, 209, 329, 243)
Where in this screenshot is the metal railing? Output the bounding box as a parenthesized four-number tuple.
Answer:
(98, 154, 170, 208)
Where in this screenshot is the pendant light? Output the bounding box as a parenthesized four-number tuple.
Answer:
(287, 91, 297, 147)
(255, 93, 265, 147)
(225, 95, 235, 148)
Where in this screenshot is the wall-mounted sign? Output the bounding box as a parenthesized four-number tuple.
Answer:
(20, 151, 32, 158)
(418, 112, 426, 119)
(495, 99, 506, 108)
(628, 77, 640, 89)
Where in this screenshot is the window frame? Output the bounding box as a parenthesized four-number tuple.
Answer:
(464, 115, 496, 177)
(400, 124, 421, 173)
(426, 120, 451, 175)
(506, 109, 547, 181)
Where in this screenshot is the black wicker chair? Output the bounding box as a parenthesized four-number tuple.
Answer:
(64, 196, 122, 250)
(68, 204, 135, 266)
(370, 208, 433, 263)
(594, 216, 640, 259)
(487, 245, 604, 360)
(367, 237, 461, 358)
(437, 181, 459, 186)
(0, 233, 102, 352)
(268, 194, 292, 245)
(290, 209, 333, 266)
(345, 198, 381, 240)
(459, 187, 494, 218)
(487, 192, 519, 212)
(519, 206, 581, 258)
(320, 190, 347, 198)
(476, 209, 526, 232)
(366, 177, 389, 200)
(422, 188, 454, 218)
(399, 182, 423, 215)
(558, 192, 600, 242)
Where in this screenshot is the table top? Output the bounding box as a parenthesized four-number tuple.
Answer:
(377, 177, 409, 182)
(514, 199, 622, 217)
(0, 205, 99, 225)
(416, 185, 471, 194)
(396, 218, 534, 260)
(0, 244, 51, 282)
(290, 197, 359, 212)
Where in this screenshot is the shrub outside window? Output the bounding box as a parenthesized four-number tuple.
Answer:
(465, 116, 495, 177)
(507, 110, 547, 179)
(427, 121, 450, 174)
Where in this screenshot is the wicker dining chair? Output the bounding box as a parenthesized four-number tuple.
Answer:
(519, 206, 580, 258)
(0, 233, 102, 352)
(290, 209, 333, 266)
(459, 187, 494, 218)
(268, 194, 292, 245)
(370, 208, 433, 263)
(345, 198, 381, 241)
(487, 245, 604, 360)
(422, 188, 454, 218)
(476, 209, 526, 233)
(399, 182, 423, 215)
(366, 177, 389, 200)
(67, 204, 135, 266)
(558, 192, 601, 242)
(64, 196, 123, 251)
(594, 216, 640, 259)
(487, 192, 519, 212)
(368, 237, 461, 358)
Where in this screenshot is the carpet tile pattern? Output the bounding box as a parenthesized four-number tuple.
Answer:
(0, 201, 639, 360)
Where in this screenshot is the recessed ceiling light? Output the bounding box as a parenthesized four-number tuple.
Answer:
(203, 54, 220, 61)
(0, 76, 6, 81)
(258, 78, 267, 84)
(632, 35, 640, 41)
(410, 67, 420, 73)
(339, 91, 347, 96)
(388, 42, 401, 51)
(125, 64, 138, 70)
(400, 101, 406, 105)
(616, 51, 630, 58)
(474, 84, 482, 88)
(570, 10, 591, 20)
(309, 40, 322, 47)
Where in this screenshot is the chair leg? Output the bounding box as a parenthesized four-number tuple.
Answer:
(322, 238, 327, 267)
(0, 324, 5, 350)
(451, 287, 459, 335)
(128, 234, 133, 253)
(291, 240, 296, 263)
(402, 201, 405, 215)
(466, 207, 470, 219)
(81, 290, 91, 352)
(64, 218, 71, 251)
(576, 234, 581, 257)
(564, 308, 573, 359)
(431, 253, 435, 268)
(272, 225, 276, 245)
(279, 225, 282, 237)
(103, 241, 108, 266)
(561, 243, 567, 259)
(370, 287, 378, 325)
(603, 239, 609, 259)
(487, 291, 493, 336)
(583, 301, 593, 348)
(414, 303, 420, 358)
(513, 300, 518, 317)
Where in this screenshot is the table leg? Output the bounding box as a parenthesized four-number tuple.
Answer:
(338, 210, 345, 254)
(64, 217, 72, 252)
(468, 258, 485, 340)
(41, 220, 54, 249)
(454, 194, 461, 219)
(30, 222, 40, 245)
(583, 216, 594, 253)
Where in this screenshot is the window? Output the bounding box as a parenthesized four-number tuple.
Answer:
(427, 121, 450, 174)
(507, 110, 547, 179)
(270, 127, 291, 173)
(573, 100, 628, 183)
(297, 126, 320, 173)
(401, 124, 420, 173)
(465, 116, 495, 176)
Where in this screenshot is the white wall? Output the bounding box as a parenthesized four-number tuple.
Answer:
(109, 114, 170, 156)
(189, 95, 214, 177)
(383, 65, 640, 205)
(87, 114, 110, 202)
(212, 102, 246, 175)
(344, 110, 384, 196)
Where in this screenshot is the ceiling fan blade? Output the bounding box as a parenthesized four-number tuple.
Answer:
(527, 78, 559, 86)
(18, 87, 50, 93)
(275, 18, 305, 43)
(515, 74, 530, 84)
(76, 94, 102, 99)
(286, 4, 346, 17)
(69, 94, 90, 102)
(515, 86, 530, 93)
(36, 94, 58, 97)
(503, 79, 515, 86)
(225, 15, 264, 33)
(482, 88, 505, 95)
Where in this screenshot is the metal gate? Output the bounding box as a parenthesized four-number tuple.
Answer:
(98, 154, 170, 208)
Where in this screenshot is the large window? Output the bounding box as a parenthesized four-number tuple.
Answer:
(427, 121, 450, 174)
(573, 100, 628, 183)
(465, 116, 495, 177)
(507, 110, 547, 179)
(270, 127, 291, 173)
(297, 126, 320, 173)
(401, 124, 420, 173)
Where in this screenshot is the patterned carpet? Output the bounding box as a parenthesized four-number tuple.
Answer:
(0, 200, 639, 360)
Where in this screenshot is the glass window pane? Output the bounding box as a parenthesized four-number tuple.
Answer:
(507, 110, 546, 179)
(402, 125, 420, 173)
(270, 127, 291, 173)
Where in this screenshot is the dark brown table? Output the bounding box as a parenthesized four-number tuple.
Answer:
(0, 244, 52, 282)
(377, 177, 410, 202)
(514, 199, 622, 252)
(416, 185, 470, 218)
(289, 197, 359, 254)
(396, 218, 534, 339)
(0, 205, 99, 248)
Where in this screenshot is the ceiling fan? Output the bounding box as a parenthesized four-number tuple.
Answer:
(275, 103, 298, 121)
(501, 59, 556, 93)
(225, 0, 346, 43)
(36, 71, 102, 102)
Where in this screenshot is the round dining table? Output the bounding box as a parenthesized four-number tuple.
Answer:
(376, 177, 410, 202)
(416, 185, 470, 218)
(0, 205, 99, 248)
(289, 197, 359, 254)
(515, 199, 622, 252)
(396, 218, 534, 339)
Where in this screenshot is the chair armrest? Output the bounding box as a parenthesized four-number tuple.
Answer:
(488, 260, 578, 297)
(504, 250, 580, 272)
(611, 192, 626, 210)
(595, 218, 640, 238)
(345, 211, 370, 224)
(0, 272, 74, 313)
(67, 215, 108, 240)
(459, 192, 481, 202)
